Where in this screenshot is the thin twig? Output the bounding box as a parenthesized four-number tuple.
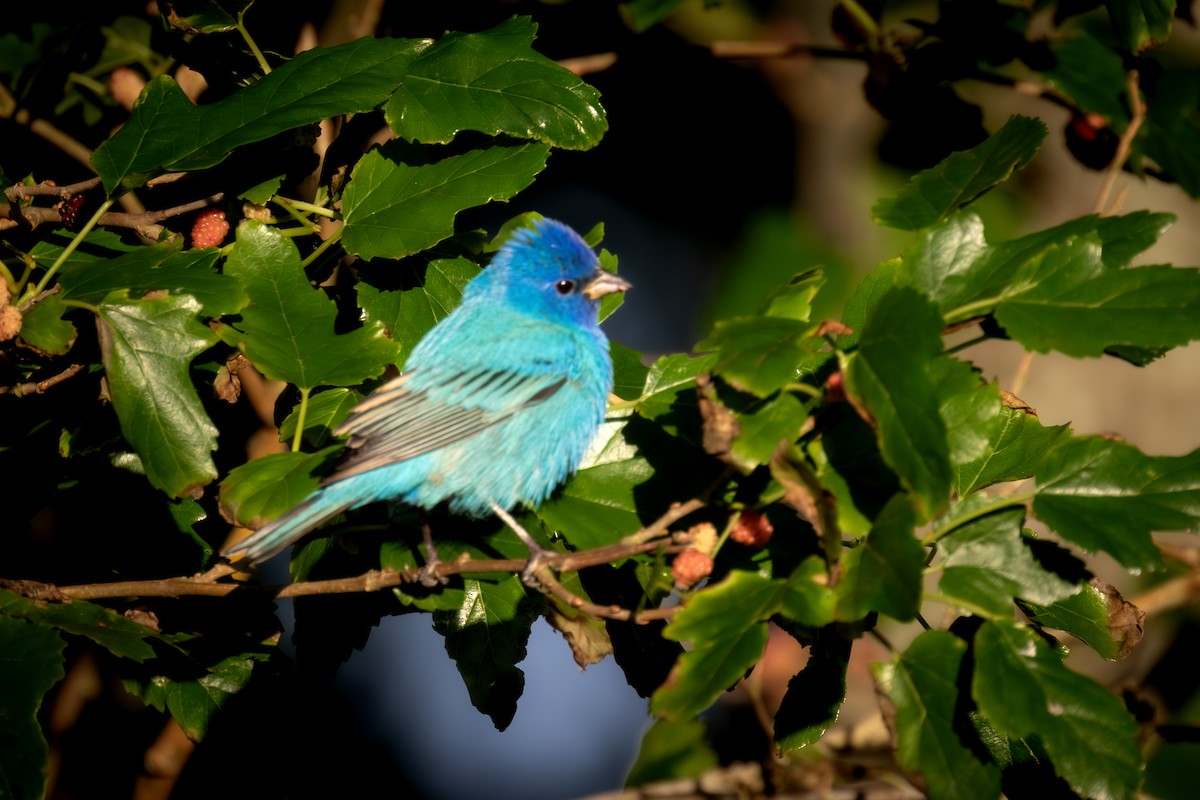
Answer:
(1094, 70, 1145, 215)
(42, 533, 693, 611)
(4, 177, 103, 203)
(1, 363, 84, 397)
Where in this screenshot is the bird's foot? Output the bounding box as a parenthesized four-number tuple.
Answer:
(417, 519, 449, 587)
(491, 503, 556, 590)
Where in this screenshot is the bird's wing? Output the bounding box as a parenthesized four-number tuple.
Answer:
(323, 344, 572, 484)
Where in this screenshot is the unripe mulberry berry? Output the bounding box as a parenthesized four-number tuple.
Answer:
(192, 209, 230, 248)
(731, 509, 774, 548)
(0, 305, 22, 341)
(672, 548, 713, 589)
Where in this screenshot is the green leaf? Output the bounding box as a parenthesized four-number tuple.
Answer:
(0, 588, 184, 661)
(973, 620, 1142, 800)
(696, 316, 819, 397)
(622, 0, 689, 32)
(1021, 579, 1145, 661)
(160, 0, 249, 33)
(874, 630, 1001, 800)
(650, 571, 777, 720)
(342, 140, 549, 260)
(932, 357, 1000, 471)
(905, 210, 1175, 319)
(873, 115, 1047, 231)
(59, 240, 246, 317)
(991, 238, 1200, 358)
(433, 574, 542, 731)
(954, 407, 1071, 496)
(843, 286, 951, 519)
(629, 351, 716, 422)
(1033, 436, 1200, 571)
(836, 494, 924, 621)
(538, 414, 714, 552)
(140, 652, 270, 741)
(279, 388, 363, 448)
(1044, 34, 1131, 126)
(222, 221, 397, 389)
(774, 624, 852, 753)
(625, 719, 717, 787)
(356, 256, 480, 363)
(730, 391, 811, 467)
(19, 290, 76, 355)
(0, 615, 64, 800)
(1106, 0, 1175, 53)
(218, 449, 337, 529)
(98, 291, 219, 498)
(92, 36, 431, 190)
(386, 17, 606, 150)
(1144, 69, 1200, 197)
(936, 508, 1079, 618)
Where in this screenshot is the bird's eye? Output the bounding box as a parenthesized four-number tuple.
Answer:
(555, 280, 574, 295)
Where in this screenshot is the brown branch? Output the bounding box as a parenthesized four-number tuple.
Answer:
(0, 362, 85, 397)
(4, 177, 103, 203)
(37, 531, 697, 624)
(2, 192, 224, 237)
(1094, 69, 1145, 215)
(621, 466, 733, 546)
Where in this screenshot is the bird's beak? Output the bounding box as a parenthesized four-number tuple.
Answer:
(583, 271, 632, 300)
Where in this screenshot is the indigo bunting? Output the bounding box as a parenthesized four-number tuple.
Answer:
(222, 218, 630, 582)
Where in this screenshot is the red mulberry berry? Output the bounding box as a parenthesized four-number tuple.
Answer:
(192, 209, 230, 248)
(731, 509, 774, 548)
(672, 548, 714, 590)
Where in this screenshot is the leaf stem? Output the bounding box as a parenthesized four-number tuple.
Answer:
(291, 386, 312, 452)
(237, 11, 271, 75)
(300, 227, 342, 269)
(276, 196, 337, 218)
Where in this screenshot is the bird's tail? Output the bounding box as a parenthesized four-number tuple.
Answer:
(222, 487, 355, 565)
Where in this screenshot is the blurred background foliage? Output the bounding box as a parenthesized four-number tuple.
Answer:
(4, 1, 1200, 798)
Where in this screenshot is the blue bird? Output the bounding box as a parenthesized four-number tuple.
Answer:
(222, 217, 630, 583)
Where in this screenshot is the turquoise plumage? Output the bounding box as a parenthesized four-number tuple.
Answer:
(222, 218, 630, 575)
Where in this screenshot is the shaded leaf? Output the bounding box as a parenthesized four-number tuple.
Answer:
(874, 630, 1001, 800)
(625, 719, 717, 787)
(936, 508, 1079, 618)
(0, 588, 186, 662)
(219, 449, 337, 529)
(650, 570, 776, 720)
(19, 290, 76, 355)
(434, 575, 542, 731)
(93, 36, 431, 190)
(0, 615, 65, 800)
(843, 286, 951, 519)
(279, 388, 363, 448)
(873, 115, 1046, 231)
(139, 652, 270, 741)
(356, 257, 480, 364)
(98, 291, 219, 498)
(774, 624, 852, 753)
(836, 494, 924, 621)
(1107, 0, 1175, 53)
(973, 620, 1142, 800)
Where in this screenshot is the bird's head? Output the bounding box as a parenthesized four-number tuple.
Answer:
(472, 217, 631, 328)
